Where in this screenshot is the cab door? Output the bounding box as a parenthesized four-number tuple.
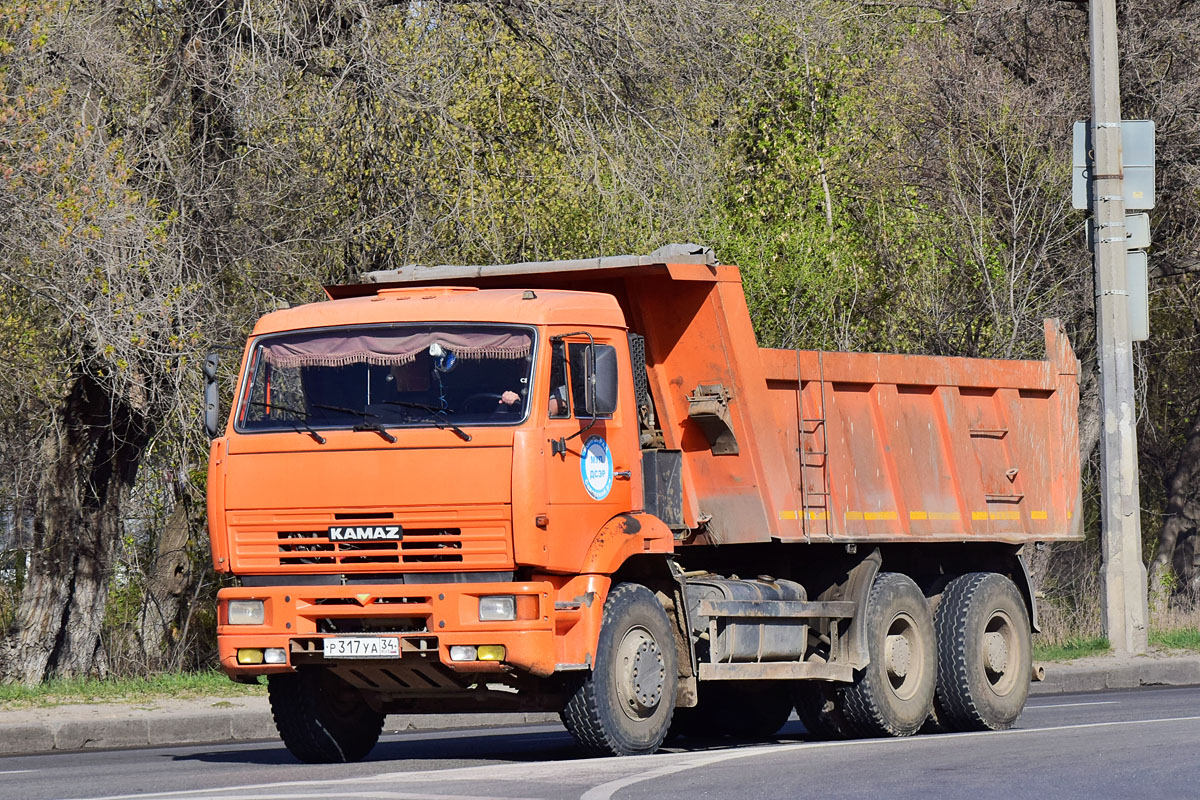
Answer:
(539, 329, 640, 571)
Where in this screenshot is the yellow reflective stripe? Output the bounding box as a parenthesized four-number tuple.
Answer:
(779, 510, 830, 521)
(845, 511, 898, 521)
(1032, 511, 1048, 520)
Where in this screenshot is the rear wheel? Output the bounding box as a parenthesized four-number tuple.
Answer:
(269, 669, 384, 763)
(793, 682, 853, 740)
(560, 583, 678, 756)
(841, 572, 936, 737)
(933, 572, 1032, 731)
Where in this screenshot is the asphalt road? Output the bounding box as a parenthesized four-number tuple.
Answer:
(3, 686, 1198, 800)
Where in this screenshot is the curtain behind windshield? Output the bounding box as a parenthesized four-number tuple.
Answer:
(262, 330, 530, 369)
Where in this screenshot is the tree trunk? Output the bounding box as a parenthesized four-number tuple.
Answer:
(1149, 405, 1200, 610)
(136, 498, 197, 668)
(0, 374, 151, 683)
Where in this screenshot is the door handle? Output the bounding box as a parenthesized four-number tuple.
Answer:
(614, 470, 632, 480)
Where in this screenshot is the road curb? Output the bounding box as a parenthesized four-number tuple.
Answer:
(1030, 654, 1200, 695)
(0, 697, 561, 756)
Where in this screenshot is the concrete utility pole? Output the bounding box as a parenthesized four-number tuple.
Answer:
(1089, 0, 1148, 654)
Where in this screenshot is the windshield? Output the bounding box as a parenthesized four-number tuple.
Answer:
(236, 324, 535, 433)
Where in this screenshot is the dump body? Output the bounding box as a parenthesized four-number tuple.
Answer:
(763, 330, 1080, 544)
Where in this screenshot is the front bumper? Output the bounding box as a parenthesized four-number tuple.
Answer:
(217, 576, 604, 679)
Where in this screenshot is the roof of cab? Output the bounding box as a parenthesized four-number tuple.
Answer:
(250, 287, 627, 337)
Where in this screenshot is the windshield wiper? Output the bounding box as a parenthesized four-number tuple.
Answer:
(247, 401, 326, 444)
(311, 404, 398, 444)
(379, 401, 472, 442)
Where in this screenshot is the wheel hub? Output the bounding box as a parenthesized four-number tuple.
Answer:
(985, 630, 1009, 676)
(629, 640, 665, 711)
(886, 633, 912, 679)
(615, 626, 666, 720)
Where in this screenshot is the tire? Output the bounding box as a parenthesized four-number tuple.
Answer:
(841, 572, 936, 738)
(268, 669, 385, 763)
(933, 572, 1032, 732)
(670, 683, 793, 740)
(560, 582, 678, 756)
(793, 681, 853, 740)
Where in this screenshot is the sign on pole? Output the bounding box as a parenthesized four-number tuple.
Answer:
(1072, 120, 1156, 210)
(1125, 213, 1150, 249)
(1126, 250, 1149, 342)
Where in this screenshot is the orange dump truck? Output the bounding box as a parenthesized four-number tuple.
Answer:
(205, 245, 1080, 761)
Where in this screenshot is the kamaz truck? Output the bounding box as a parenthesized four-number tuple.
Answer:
(204, 245, 1080, 760)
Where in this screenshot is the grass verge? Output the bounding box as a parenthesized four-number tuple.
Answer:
(1150, 627, 1200, 651)
(1033, 635, 1111, 662)
(0, 670, 264, 709)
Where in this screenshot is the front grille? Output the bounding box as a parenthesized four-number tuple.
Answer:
(226, 508, 513, 572)
(278, 528, 464, 566)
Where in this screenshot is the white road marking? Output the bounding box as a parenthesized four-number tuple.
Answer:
(73, 714, 1200, 800)
(192, 794, 533, 800)
(583, 715, 1200, 800)
(1027, 701, 1120, 709)
(0, 770, 34, 775)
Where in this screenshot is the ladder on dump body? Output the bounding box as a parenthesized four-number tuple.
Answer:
(797, 350, 831, 541)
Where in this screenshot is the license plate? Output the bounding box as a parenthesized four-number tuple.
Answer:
(322, 636, 400, 659)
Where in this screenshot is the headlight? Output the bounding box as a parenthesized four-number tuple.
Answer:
(228, 599, 265, 625)
(478, 595, 516, 621)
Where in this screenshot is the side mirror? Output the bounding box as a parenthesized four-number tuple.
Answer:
(203, 352, 221, 438)
(584, 345, 618, 417)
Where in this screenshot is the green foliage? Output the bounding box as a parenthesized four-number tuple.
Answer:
(0, 671, 262, 709)
(705, 32, 885, 350)
(1149, 628, 1200, 651)
(1032, 636, 1112, 662)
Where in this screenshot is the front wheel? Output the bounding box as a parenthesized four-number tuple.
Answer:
(933, 572, 1032, 731)
(841, 572, 936, 737)
(268, 669, 384, 763)
(560, 583, 678, 756)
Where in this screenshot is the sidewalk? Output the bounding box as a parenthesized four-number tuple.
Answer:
(2, 653, 1197, 756)
(0, 694, 560, 755)
(1029, 650, 1200, 695)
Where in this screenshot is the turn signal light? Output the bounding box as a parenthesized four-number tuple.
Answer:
(515, 595, 539, 620)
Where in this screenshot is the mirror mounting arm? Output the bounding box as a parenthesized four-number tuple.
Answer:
(549, 331, 599, 455)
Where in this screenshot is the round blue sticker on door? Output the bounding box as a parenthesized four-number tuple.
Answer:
(580, 436, 614, 501)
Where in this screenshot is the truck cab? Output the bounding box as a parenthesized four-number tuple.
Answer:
(209, 285, 674, 718)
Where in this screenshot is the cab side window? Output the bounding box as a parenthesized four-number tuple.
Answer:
(548, 340, 570, 418)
